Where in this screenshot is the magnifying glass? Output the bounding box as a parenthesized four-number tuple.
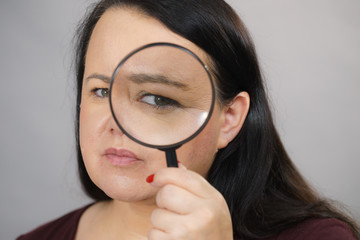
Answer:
(109, 42, 215, 167)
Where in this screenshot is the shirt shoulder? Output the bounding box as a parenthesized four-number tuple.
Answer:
(271, 218, 357, 240)
(16, 204, 93, 240)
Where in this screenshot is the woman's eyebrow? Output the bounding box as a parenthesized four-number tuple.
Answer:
(85, 73, 111, 83)
(85, 72, 189, 90)
(127, 73, 189, 90)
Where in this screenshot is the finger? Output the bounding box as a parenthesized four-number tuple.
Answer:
(156, 183, 199, 214)
(150, 208, 182, 232)
(150, 208, 190, 239)
(177, 160, 187, 170)
(147, 228, 167, 240)
(149, 168, 218, 199)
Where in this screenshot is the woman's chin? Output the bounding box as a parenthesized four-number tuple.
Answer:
(96, 181, 157, 203)
(108, 192, 156, 203)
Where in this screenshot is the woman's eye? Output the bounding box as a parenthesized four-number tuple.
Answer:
(92, 88, 109, 98)
(139, 94, 180, 108)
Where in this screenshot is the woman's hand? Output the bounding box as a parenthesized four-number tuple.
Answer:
(146, 164, 233, 240)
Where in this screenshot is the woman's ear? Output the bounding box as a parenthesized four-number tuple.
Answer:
(217, 91, 250, 149)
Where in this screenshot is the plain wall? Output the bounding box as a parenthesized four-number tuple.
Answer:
(0, 1, 359, 239)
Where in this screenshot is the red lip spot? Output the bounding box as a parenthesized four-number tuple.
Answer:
(146, 174, 154, 183)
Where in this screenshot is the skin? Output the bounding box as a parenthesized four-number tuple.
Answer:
(76, 7, 250, 240)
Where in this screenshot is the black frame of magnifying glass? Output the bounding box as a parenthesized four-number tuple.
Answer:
(109, 42, 216, 167)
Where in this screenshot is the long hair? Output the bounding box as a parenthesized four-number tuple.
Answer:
(74, 0, 359, 238)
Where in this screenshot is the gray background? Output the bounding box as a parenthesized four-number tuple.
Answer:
(0, 0, 359, 239)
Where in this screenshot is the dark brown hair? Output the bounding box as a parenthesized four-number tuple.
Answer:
(74, 0, 359, 239)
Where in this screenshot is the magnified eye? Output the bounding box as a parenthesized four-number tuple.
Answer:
(139, 93, 180, 109)
(92, 88, 109, 98)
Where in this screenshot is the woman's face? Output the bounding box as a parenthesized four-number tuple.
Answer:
(79, 8, 226, 201)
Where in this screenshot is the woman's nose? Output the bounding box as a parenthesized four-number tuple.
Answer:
(108, 115, 124, 136)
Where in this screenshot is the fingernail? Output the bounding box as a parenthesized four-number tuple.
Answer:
(146, 174, 155, 183)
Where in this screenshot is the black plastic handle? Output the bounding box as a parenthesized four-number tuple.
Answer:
(165, 148, 178, 167)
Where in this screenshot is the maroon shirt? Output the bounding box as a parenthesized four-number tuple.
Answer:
(17, 205, 357, 240)
(17, 205, 90, 240)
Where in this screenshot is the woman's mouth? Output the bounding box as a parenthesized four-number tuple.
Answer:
(104, 148, 142, 167)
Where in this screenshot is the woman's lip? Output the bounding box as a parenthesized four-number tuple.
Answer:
(104, 148, 141, 167)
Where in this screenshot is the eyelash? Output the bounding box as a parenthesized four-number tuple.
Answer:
(89, 88, 182, 110)
(139, 93, 182, 109)
(91, 88, 109, 98)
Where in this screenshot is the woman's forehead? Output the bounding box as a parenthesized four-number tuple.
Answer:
(84, 7, 210, 78)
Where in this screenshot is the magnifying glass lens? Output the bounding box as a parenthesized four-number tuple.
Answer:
(110, 44, 214, 148)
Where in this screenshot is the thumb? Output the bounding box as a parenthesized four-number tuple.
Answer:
(177, 161, 187, 170)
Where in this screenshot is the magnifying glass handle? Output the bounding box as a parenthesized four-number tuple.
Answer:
(165, 148, 179, 167)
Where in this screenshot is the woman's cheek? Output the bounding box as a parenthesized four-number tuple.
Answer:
(79, 104, 91, 140)
(178, 119, 220, 177)
(79, 103, 102, 159)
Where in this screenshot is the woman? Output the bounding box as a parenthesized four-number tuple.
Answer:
(18, 0, 359, 239)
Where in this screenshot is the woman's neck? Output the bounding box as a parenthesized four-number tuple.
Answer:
(111, 198, 156, 236)
(76, 199, 156, 240)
